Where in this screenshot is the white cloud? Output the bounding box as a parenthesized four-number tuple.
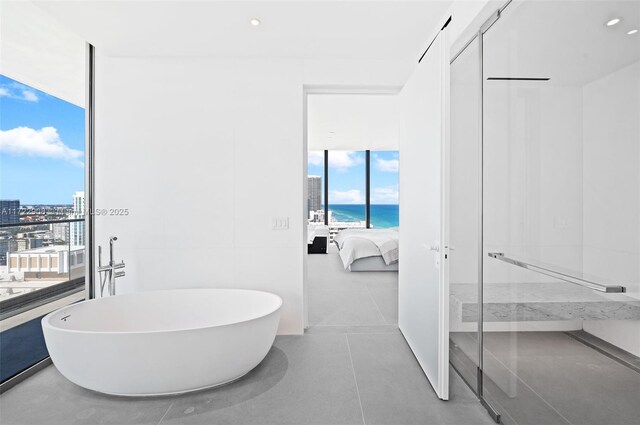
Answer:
(21, 90, 39, 102)
(308, 151, 324, 166)
(0, 127, 83, 167)
(371, 186, 399, 204)
(0, 84, 39, 102)
(375, 157, 399, 172)
(330, 189, 364, 204)
(329, 151, 363, 170)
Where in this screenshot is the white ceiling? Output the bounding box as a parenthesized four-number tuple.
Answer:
(308, 94, 399, 151)
(483, 0, 640, 86)
(33, 1, 453, 60)
(0, 1, 86, 107)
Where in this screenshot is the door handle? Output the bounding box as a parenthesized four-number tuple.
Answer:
(422, 242, 440, 252)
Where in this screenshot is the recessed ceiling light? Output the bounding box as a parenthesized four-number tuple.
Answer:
(250, 18, 261, 27)
(606, 18, 621, 27)
(628, 29, 639, 35)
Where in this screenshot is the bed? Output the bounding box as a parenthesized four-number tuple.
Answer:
(333, 228, 399, 272)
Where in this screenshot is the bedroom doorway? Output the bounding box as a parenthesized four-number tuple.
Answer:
(303, 90, 401, 332)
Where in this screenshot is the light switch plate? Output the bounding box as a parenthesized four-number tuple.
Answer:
(271, 217, 289, 230)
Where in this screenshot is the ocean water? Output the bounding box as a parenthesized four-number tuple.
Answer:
(327, 204, 399, 228)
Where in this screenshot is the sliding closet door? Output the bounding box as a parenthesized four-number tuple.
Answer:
(398, 28, 450, 399)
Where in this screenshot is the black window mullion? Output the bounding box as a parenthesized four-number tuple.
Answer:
(324, 150, 329, 226)
(366, 150, 371, 228)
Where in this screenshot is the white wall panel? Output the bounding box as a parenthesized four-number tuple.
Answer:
(582, 60, 640, 356)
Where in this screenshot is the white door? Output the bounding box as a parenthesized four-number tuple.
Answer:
(398, 28, 450, 400)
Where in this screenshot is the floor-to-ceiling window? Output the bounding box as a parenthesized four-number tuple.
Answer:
(307, 149, 400, 238)
(370, 150, 399, 229)
(0, 1, 86, 386)
(327, 150, 366, 229)
(0, 75, 86, 299)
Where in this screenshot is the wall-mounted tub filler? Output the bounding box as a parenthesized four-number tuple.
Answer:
(97, 236, 125, 296)
(42, 289, 282, 396)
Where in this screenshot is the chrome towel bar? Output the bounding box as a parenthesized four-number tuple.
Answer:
(488, 252, 626, 293)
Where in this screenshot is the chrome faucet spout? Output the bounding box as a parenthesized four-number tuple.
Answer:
(109, 236, 118, 266)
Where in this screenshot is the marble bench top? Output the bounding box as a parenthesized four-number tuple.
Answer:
(451, 282, 640, 322)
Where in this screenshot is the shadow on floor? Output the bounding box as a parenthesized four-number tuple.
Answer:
(166, 345, 288, 413)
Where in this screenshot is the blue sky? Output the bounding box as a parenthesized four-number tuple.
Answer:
(0, 75, 85, 204)
(308, 150, 399, 205)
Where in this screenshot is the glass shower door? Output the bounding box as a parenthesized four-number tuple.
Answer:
(480, 1, 640, 424)
(449, 35, 481, 395)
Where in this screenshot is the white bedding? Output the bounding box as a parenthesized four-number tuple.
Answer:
(334, 229, 399, 270)
(308, 224, 329, 244)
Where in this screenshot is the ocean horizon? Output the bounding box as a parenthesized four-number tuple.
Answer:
(324, 204, 398, 228)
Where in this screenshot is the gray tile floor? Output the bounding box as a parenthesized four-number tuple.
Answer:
(0, 333, 494, 425)
(0, 250, 494, 425)
(451, 331, 640, 425)
(307, 246, 398, 329)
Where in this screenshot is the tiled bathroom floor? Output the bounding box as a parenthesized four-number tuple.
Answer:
(307, 245, 398, 329)
(451, 331, 640, 425)
(0, 332, 494, 425)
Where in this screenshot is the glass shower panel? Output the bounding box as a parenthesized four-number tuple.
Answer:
(481, 1, 640, 424)
(449, 36, 481, 394)
(0, 2, 87, 385)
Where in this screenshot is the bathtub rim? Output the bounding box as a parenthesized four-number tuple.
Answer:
(42, 288, 283, 336)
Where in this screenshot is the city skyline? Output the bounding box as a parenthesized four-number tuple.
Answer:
(0, 192, 84, 226)
(0, 75, 85, 204)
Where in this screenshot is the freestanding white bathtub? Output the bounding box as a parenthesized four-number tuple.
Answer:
(42, 289, 282, 396)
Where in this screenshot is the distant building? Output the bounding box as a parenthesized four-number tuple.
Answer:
(309, 209, 331, 224)
(15, 239, 29, 251)
(307, 176, 322, 214)
(0, 236, 17, 266)
(6, 244, 85, 280)
(15, 238, 45, 251)
(0, 200, 20, 225)
(70, 192, 85, 246)
(52, 222, 69, 242)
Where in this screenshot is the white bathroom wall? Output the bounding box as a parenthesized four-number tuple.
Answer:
(582, 61, 640, 292)
(582, 61, 640, 356)
(93, 55, 413, 335)
(483, 84, 584, 284)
